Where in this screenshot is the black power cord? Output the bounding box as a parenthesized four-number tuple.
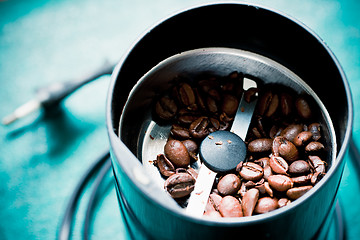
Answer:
(2, 61, 114, 125)
(83, 156, 112, 240)
(57, 151, 110, 240)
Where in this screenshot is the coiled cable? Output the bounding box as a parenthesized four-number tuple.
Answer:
(83, 156, 112, 240)
(57, 151, 110, 240)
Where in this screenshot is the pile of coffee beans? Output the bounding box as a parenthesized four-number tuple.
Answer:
(152, 71, 328, 218)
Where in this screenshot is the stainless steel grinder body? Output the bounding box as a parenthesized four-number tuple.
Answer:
(106, 3, 353, 239)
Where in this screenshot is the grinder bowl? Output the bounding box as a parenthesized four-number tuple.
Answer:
(118, 47, 336, 196)
(107, 3, 352, 240)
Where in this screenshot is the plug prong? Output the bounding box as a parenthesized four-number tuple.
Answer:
(2, 99, 41, 125)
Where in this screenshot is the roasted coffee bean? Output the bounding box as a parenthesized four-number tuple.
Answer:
(205, 195, 218, 212)
(269, 125, 283, 139)
(177, 108, 191, 115)
(263, 165, 273, 181)
(170, 124, 190, 139)
(288, 160, 310, 176)
(248, 138, 273, 153)
(208, 88, 222, 101)
(228, 71, 244, 98)
(206, 96, 219, 113)
(237, 182, 247, 198)
(242, 188, 259, 216)
(254, 117, 267, 137)
(254, 157, 270, 168)
(281, 124, 304, 142)
(291, 174, 312, 186)
(305, 141, 325, 153)
(228, 71, 241, 79)
(178, 114, 199, 126)
(154, 154, 175, 177)
(244, 180, 256, 188)
(221, 94, 239, 116)
(164, 140, 190, 167)
(295, 96, 312, 119)
(265, 93, 279, 117)
(254, 197, 278, 214)
(218, 113, 232, 131)
(209, 117, 220, 132)
(194, 88, 207, 112)
(198, 78, 219, 93)
(181, 139, 198, 154)
(257, 91, 279, 117)
(255, 158, 273, 180)
(278, 198, 291, 208)
(252, 127, 263, 139)
(186, 167, 198, 180)
(181, 140, 199, 162)
(218, 196, 243, 217)
(219, 112, 233, 122)
(280, 93, 293, 117)
(164, 172, 195, 198)
(264, 182, 274, 197)
(269, 155, 289, 175)
(222, 81, 236, 93)
(209, 192, 222, 210)
(311, 172, 325, 185)
(238, 162, 264, 181)
(228, 70, 240, 79)
(217, 174, 241, 195)
(309, 123, 321, 141)
(293, 131, 313, 147)
(204, 192, 222, 216)
(255, 182, 266, 195)
(244, 88, 258, 103)
(268, 175, 293, 192)
(155, 96, 178, 120)
(178, 82, 196, 107)
(257, 90, 272, 116)
(272, 136, 299, 162)
(209, 120, 221, 132)
(286, 185, 313, 200)
(189, 116, 209, 139)
(308, 155, 326, 173)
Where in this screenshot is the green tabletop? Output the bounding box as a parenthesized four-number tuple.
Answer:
(1, 0, 359, 239)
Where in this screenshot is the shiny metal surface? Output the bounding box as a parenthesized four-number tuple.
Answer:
(119, 48, 337, 199)
(230, 78, 258, 139)
(107, 3, 353, 239)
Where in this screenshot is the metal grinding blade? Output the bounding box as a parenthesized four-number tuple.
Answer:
(186, 78, 258, 217)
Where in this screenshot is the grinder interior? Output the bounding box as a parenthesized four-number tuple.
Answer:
(118, 47, 336, 214)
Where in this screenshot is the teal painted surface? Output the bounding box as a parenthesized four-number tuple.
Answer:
(0, 0, 359, 239)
